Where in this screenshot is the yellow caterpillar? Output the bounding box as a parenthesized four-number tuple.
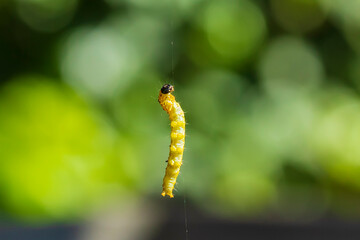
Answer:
(158, 84, 185, 198)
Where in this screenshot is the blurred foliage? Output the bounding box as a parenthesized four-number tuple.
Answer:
(1, 0, 360, 222)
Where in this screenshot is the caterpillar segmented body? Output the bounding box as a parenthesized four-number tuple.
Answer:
(158, 84, 185, 198)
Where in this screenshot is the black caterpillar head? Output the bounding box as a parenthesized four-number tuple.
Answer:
(161, 84, 174, 94)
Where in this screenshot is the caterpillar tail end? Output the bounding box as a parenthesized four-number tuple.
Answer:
(161, 191, 174, 198)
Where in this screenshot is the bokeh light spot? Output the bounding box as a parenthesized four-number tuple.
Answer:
(188, 0, 266, 67)
(259, 36, 324, 96)
(16, 0, 78, 32)
(0, 76, 119, 220)
(60, 26, 139, 99)
(319, 0, 360, 27)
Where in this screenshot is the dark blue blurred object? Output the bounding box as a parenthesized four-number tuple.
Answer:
(0, 224, 79, 240)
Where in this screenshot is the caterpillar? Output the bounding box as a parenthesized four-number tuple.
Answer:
(158, 84, 185, 198)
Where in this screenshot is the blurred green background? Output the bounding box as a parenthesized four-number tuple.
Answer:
(1, 0, 360, 229)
